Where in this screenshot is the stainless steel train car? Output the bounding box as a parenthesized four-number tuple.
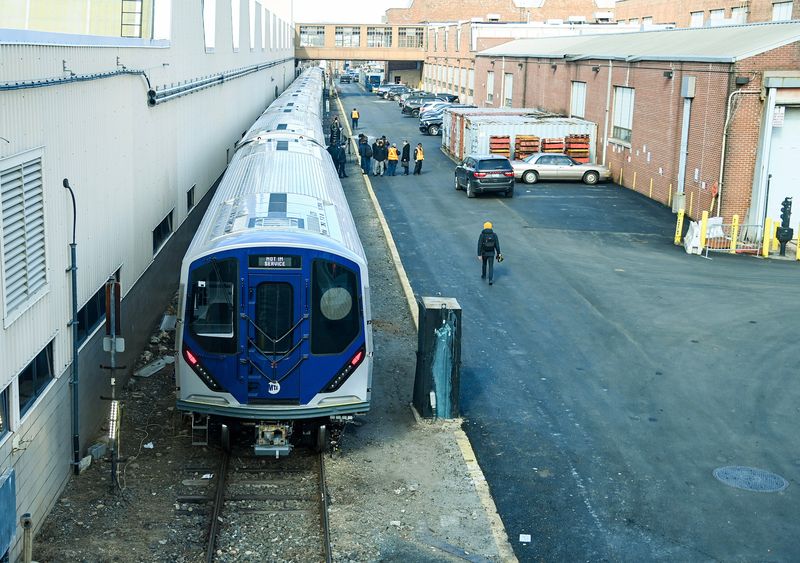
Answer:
(175, 68, 372, 456)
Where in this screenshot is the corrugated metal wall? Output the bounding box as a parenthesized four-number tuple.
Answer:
(0, 1, 295, 557)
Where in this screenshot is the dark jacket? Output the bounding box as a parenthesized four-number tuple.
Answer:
(373, 142, 388, 161)
(401, 144, 410, 163)
(477, 229, 501, 257)
(358, 140, 371, 158)
(334, 145, 347, 165)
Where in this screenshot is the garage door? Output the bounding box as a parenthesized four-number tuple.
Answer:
(766, 106, 800, 231)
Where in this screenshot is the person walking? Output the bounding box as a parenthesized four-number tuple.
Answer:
(400, 140, 410, 175)
(413, 143, 425, 175)
(351, 107, 359, 129)
(387, 143, 399, 176)
(358, 135, 372, 175)
(373, 139, 387, 176)
(477, 221, 502, 285)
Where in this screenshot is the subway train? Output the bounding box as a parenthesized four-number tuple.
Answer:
(175, 68, 372, 456)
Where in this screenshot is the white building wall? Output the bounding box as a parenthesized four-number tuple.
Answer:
(0, 1, 294, 558)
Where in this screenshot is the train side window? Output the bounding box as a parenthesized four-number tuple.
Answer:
(311, 260, 360, 355)
(188, 258, 237, 353)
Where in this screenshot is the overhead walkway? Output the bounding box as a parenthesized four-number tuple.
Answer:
(295, 23, 426, 61)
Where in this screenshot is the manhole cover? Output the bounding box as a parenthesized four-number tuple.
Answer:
(713, 466, 788, 492)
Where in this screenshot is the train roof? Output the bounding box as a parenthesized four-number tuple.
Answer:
(185, 133, 365, 263)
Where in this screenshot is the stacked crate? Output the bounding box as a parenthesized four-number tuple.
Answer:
(513, 135, 540, 160)
(565, 134, 591, 163)
(489, 135, 511, 157)
(541, 138, 565, 153)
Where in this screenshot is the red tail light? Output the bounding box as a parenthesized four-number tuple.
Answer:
(473, 172, 487, 178)
(350, 349, 365, 366)
(184, 348, 198, 366)
(504, 171, 514, 177)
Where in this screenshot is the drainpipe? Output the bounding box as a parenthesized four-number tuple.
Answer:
(601, 60, 612, 165)
(717, 88, 760, 217)
(677, 76, 696, 197)
(500, 56, 505, 107)
(63, 179, 80, 475)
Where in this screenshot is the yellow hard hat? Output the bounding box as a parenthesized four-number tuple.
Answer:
(483, 221, 492, 229)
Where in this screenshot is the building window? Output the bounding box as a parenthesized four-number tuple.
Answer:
(203, 0, 216, 51)
(460, 68, 467, 94)
(187, 184, 196, 212)
(772, 2, 793, 21)
(571, 81, 586, 118)
(456, 25, 461, 51)
(487, 71, 495, 102)
(642, 16, 654, 25)
(366, 27, 391, 48)
(18, 341, 54, 417)
(731, 6, 747, 23)
(709, 9, 725, 23)
(398, 27, 423, 48)
(468, 69, 474, 97)
(443, 28, 448, 51)
(1, 148, 48, 326)
(503, 73, 513, 107)
(121, 0, 143, 37)
(690, 11, 704, 27)
(299, 25, 324, 47)
(433, 29, 438, 52)
(152, 210, 173, 255)
(629, 18, 639, 25)
(612, 86, 635, 143)
(336, 26, 361, 47)
(0, 384, 8, 440)
(230, 0, 240, 51)
(261, 6, 266, 49)
(447, 66, 454, 89)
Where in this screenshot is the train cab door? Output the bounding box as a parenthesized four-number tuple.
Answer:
(243, 270, 308, 403)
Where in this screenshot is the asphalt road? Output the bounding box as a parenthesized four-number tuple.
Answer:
(339, 83, 800, 562)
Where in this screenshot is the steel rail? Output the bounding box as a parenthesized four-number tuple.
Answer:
(205, 449, 230, 563)
(318, 452, 333, 563)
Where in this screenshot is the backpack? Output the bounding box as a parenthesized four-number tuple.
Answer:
(483, 232, 496, 252)
(365, 144, 373, 158)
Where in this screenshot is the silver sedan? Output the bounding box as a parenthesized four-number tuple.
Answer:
(511, 153, 611, 185)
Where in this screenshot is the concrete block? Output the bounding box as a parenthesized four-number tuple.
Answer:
(88, 442, 107, 460)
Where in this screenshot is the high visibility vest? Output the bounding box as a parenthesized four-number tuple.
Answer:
(351, 110, 359, 119)
(388, 147, 399, 161)
(415, 147, 424, 161)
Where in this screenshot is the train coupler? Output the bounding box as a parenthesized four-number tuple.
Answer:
(254, 422, 293, 458)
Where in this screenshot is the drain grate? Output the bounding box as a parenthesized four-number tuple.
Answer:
(713, 466, 788, 493)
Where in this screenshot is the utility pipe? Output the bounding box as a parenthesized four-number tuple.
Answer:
(676, 96, 692, 195)
(717, 88, 760, 217)
(63, 179, 80, 475)
(601, 60, 612, 165)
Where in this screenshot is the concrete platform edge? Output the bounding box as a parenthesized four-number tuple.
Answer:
(336, 95, 517, 563)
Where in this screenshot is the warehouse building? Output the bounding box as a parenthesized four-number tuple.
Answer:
(0, 1, 293, 558)
(614, 0, 800, 28)
(474, 21, 800, 231)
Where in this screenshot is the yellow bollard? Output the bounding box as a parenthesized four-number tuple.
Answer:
(762, 218, 772, 257)
(772, 222, 779, 252)
(700, 210, 709, 250)
(633, 171, 637, 190)
(729, 214, 739, 254)
(668, 184, 673, 207)
(674, 209, 685, 245)
(649, 178, 653, 199)
(689, 191, 694, 217)
(619, 167, 624, 186)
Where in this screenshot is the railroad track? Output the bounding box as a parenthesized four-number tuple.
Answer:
(178, 447, 332, 562)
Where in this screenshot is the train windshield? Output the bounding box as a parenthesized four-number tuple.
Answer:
(311, 259, 360, 355)
(188, 258, 237, 353)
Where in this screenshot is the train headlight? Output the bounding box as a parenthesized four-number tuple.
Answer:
(183, 345, 224, 392)
(324, 346, 366, 392)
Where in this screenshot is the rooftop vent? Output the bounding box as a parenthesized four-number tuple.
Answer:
(276, 141, 289, 151)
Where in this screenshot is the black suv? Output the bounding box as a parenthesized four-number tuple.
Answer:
(419, 104, 477, 135)
(339, 74, 351, 83)
(436, 93, 460, 103)
(454, 154, 515, 198)
(401, 94, 439, 116)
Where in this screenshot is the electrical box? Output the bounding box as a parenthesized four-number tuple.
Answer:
(0, 468, 16, 559)
(681, 76, 696, 99)
(672, 192, 686, 213)
(413, 297, 462, 419)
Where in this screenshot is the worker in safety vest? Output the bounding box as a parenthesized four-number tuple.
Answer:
(351, 108, 359, 129)
(387, 143, 399, 176)
(413, 143, 425, 175)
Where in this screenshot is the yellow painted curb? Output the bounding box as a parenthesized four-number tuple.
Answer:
(334, 95, 518, 562)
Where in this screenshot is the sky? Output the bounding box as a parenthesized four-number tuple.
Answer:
(292, 0, 411, 23)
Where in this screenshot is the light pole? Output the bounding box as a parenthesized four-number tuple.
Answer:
(63, 178, 81, 475)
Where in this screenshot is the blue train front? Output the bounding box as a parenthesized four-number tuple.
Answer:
(175, 68, 372, 455)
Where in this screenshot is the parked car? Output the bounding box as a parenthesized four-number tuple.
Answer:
(511, 153, 610, 185)
(339, 74, 351, 83)
(373, 83, 396, 96)
(398, 90, 433, 107)
(436, 93, 460, 103)
(384, 85, 412, 100)
(419, 104, 477, 135)
(454, 154, 515, 198)
(402, 94, 440, 116)
(419, 100, 450, 115)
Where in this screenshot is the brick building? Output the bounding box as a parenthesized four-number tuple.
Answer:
(386, 0, 616, 25)
(473, 22, 800, 232)
(614, 0, 800, 27)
